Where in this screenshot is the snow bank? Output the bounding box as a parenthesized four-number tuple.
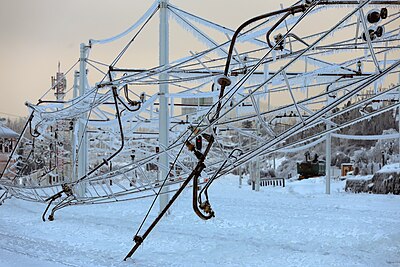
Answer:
(346, 175, 374, 181)
(378, 163, 400, 174)
(0, 175, 399, 266)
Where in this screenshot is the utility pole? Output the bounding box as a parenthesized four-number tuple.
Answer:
(76, 43, 89, 197)
(159, 0, 170, 213)
(325, 126, 331, 194)
(255, 96, 261, 192)
(239, 133, 243, 188)
(397, 73, 400, 167)
(71, 71, 79, 183)
(325, 91, 333, 195)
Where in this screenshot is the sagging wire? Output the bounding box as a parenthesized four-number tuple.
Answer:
(176, 0, 394, 222)
(174, 9, 399, 75)
(124, 1, 321, 261)
(209, 0, 371, 131)
(220, 66, 381, 126)
(108, 5, 160, 72)
(86, 58, 386, 206)
(3, 0, 396, 211)
(112, 3, 296, 87)
(90, 2, 159, 94)
(106, 84, 143, 116)
(231, 59, 400, 170)
(209, 0, 320, 200)
(0, 112, 35, 180)
(197, 148, 243, 212)
(41, 86, 127, 221)
(169, 7, 234, 61)
(227, 93, 400, 177)
(29, 118, 40, 138)
(206, 1, 320, 126)
(118, 73, 215, 86)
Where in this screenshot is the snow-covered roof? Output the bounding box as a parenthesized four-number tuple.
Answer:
(0, 124, 19, 139)
(377, 163, 400, 174)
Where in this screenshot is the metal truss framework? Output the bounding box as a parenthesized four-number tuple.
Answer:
(0, 0, 399, 259)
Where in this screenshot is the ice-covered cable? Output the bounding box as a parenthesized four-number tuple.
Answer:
(278, 136, 326, 153)
(89, 1, 159, 45)
(332, 133, 400, 140)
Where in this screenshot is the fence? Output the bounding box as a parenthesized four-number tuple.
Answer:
(260, 178, 285, 187)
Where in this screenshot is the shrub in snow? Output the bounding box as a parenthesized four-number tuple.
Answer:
(369, 129, 399, 164)
(353, 149, 369, 164)
(276, 159, 297, 179)
(260, 168, 276, 178)
(332, 151, 351, 168)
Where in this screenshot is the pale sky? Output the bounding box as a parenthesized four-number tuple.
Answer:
(0, 0, 296, 118)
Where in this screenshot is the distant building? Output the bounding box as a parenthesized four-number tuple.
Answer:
(0, 123, 19, 173)
(181, 97, 213, 118)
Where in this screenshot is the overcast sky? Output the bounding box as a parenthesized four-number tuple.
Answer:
(0, 0, 298, 118)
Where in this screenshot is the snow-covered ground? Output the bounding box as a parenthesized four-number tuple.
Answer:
(379, 163, 400, 174)
(0, 175, 399, 267)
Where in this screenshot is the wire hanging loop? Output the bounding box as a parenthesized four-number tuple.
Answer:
(124, 1, 323, 261)
(41, 85, 127, 221)
(265, 5, 309, 51)
(198, 148, 243, 207)
(185, 136, 215, 220)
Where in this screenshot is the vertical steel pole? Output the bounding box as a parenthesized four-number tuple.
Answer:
(326, 93, 332, 194)
(255, 96, 261, 192)
(398, 72, 400, 167)
(325, 128, 331, 194)
(71, 71, 79, 183)
(159, 0, 170, 213)
(239, 133, 242, 188)
(77, 43, 88, 197)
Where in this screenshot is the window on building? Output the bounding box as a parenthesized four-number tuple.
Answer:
(4, 139, 9, 153)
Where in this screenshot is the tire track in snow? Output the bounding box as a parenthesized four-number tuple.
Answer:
(0, 231, 118, 267)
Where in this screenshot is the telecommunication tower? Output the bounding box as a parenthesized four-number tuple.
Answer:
(52, 62, 67, 101)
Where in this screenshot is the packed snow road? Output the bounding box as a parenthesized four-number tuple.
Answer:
(0, 176, 399, 266)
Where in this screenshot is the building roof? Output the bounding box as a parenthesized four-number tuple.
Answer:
(0, 124, 19, 138)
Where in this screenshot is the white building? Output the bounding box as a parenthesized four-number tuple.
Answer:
(0, 123, 19, 173)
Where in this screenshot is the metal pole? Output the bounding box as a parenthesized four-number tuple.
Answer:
(255, 96, 261, 191)
(77, 43, 88, 197)
(326, 129, 331, 194)
(159, 0, 170, 213)
(325, 92, 332, 194)
(305, 56, 309, 99)
(239, 133, 242, 188)
(71, 71, 79, 183)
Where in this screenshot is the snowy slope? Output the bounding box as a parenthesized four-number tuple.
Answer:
(0, 176, 399, 267)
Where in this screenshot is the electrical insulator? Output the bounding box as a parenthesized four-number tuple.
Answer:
(380, 8, 388, 19)
(196, 136, 202, 151)
(362, 28, 376, 41)
(375, 25, 385, 37)
(273, 33, 285, 50)
(140, 92, 146, 103)
(366, 8, 388, 24)
(367, 9, 381, 24)
(362, 25, 385, 41)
